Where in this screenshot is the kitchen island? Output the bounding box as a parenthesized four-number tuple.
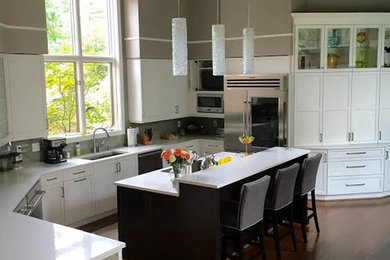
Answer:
(115, 147, 309, 260)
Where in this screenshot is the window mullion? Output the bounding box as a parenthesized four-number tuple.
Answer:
(72, 0, 86, 134)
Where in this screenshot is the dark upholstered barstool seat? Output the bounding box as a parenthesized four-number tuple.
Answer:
(294, 153, 322, 243)
(221, 175, 271, 260)
(264, 163, 300, 260)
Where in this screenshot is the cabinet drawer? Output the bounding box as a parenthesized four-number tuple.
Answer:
(329, 149, 383, 159)
(328, 159, 383, 177)
(41, 171, 63, 186)
(328, 177, 382, 195)
(63, 166, 93, 181)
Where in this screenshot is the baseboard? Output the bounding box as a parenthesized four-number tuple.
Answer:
(315, 191, 390, 201)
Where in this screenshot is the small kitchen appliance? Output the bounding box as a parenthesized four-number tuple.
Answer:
(127, 127, 139, 147)
(43, 138, 67, 164)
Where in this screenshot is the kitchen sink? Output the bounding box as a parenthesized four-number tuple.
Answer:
(82, 151, 126, 160)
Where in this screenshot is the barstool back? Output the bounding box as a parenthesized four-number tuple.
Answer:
(295, 153, 322, 196)
(237, 175, 271, 231)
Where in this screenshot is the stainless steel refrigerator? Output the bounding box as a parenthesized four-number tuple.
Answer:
(224, 74, 288, 152)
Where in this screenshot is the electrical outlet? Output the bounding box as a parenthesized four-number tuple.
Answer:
(32, 143, 40, 152)
(15, 145, 23, 153)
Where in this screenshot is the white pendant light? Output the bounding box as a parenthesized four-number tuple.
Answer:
(212, 0, 225, 76)
(172, 0, 188, 76)
(243, 0, 254, 74)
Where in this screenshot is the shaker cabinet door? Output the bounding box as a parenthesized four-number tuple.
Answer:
(42, 182, 65, 225)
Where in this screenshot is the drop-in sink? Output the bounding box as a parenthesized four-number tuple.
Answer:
(82, 151, 126, 160)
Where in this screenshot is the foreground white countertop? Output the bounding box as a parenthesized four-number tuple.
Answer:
(0, 135, 221, 260)
(115, 147, 310, 196)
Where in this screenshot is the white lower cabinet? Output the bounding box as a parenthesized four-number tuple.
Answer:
(199, 140, 224, 155)
(385, 148, 390, 192)
(94, 154, 138, 215)
(327, 148, 384, 196)
(42, 182, 64, 225)
(64, 175, 95, 225)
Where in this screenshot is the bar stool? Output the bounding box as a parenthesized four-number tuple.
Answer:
(221, 175, 271, 260)
(264, 163, 300, 260)
(294, 153, 322, 243)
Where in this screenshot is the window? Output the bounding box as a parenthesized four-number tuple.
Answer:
(44, 0, 123, 138)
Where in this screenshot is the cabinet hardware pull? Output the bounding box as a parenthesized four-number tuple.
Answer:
(114, 163, 118, 173)
(379, 131, 382, 140)
(319, 133, 323, 142)
(323, 153, 327, 163)
(346, 152, 366, 155)
(348, 132, 351, 141)
(118, 162, 121, 172)
(73, 170, 85, 175)
(346, 183, 365, 187)
(74, 178, 86, 183)
(351, 132, 354, 141)
(61, 187, 64, 198)
(46, 177, 58, 182)
(386, 151, 389, 160)
(346, 165, 366, 169)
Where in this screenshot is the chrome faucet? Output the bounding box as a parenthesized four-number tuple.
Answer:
(93, 128, 110, 153)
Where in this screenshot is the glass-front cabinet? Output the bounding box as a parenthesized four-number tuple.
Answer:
(353, 27, 380, 69)
(0, 56, 10, 146)
(325, 27, 352, 70)
(384, 27, 390, 68)
(296, 27, 323, 70)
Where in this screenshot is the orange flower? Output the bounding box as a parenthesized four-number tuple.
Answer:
(174, 148, 182, 157)
(161, 149, 172, 161)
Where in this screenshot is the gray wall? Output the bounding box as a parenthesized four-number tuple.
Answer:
(123, 0, 292, 59)
(0, 0, 47, 54)
(292, 0, 390, 12)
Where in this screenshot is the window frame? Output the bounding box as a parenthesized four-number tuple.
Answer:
(44, 0, 125, 143)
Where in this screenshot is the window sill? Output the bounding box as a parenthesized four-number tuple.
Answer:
(52, 129, 125, 144)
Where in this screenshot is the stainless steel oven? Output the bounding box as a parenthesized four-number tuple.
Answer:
(197, 93, 224, 114)
(224, 74, 288, 152)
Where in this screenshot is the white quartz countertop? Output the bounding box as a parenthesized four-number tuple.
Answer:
(0, 135, 221, 260)
(115, 147, 310, 196)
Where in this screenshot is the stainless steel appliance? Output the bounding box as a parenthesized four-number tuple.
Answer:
(43, 138, 67, 164)
(138, 149, 163, 174)
(14, 181, 45, 219)
(224, 74, 288, 152)
(197, 93, 224, 113)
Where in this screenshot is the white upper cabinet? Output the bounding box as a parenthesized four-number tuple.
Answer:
(7, 55, 47, 140)
(295, 26, 324, 72)
(383, 27, 390, 70)
(128, 59, 189, 123)
(294, 73, 323, 146)
(322, 73, 351, 145)
(325, 26, 353, 71)
(0, 56, 11, 147)
(379, 72, 390, 143)
(352, 26, 381, 71)
(350, 72, 379, 143)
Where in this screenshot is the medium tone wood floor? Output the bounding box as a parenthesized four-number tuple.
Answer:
(79, 197, 390, 260)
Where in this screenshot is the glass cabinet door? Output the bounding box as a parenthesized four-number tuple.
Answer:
(384, 28, 390, 68)
(297, 28, 322, 70)
(0, 57, 10, 141)
(326, 28, 351, 69)
(354, 27, 379, 69)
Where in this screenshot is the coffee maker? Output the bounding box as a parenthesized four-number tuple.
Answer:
(43, 138, 67, 164)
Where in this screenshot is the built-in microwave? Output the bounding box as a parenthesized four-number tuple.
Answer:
(197, 93, 224, 114)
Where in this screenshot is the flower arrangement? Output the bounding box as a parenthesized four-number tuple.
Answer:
(161, 148, 191, 176)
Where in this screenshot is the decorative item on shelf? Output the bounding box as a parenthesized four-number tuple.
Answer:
(356, 32, 367, 44)
(172, 0, 188, 76)
(384, 47, 390, 67)
(328, 29, 340, 48)
(161, 148, 191, 178)
(327, 53, 340, 68)
(212, 0, 225, 76)
(356, 49, 366, 68)
(239, 134, 254, 155)
(243, 0, 254, 74)
(141, 128, 153, 145)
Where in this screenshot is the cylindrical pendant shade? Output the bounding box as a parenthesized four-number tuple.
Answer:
(212, 24, 225, 76)
(172, 17, 188, 76)
(243, 27, 254, 74)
